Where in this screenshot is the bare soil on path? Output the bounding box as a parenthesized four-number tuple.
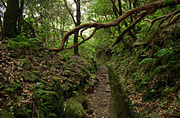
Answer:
(85, 64, 111, 118)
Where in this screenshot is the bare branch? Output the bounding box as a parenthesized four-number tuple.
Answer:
(144, 19, 152, 23)
(63, 28, 97, 50)
(23, 19, 36, 37)
(144, 9, 180, 39)
(153, 16, 170, 37)
(112, 11, 147, 47)
(164, 12, 180, 27)
(110, 0, 119, 16)
(63, 0, 77, 25)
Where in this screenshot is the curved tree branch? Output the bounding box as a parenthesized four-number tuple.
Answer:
(112, 11, 147, 47)
(63, 28, 97, 50)
(46, 0, 180, 52)
(164, 12, 180, 28)
(144, 9, 180, 39)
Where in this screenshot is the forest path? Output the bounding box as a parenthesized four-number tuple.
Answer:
(85, 63, 111, 118)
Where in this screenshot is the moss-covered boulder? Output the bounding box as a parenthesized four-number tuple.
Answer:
(65, 98, 84, 118)
(0, 110, 15, 118)
(21, 71, 39, 82)
(73, 94, 86, 104)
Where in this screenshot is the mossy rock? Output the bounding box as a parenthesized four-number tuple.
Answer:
(0, 110, 15, 118)
(65, 98, 84, 118)
(19, 58, 32, 70)
(21, 71, 39, 82)
(73, 94, 87, 109)
(73, 93, 86, 104)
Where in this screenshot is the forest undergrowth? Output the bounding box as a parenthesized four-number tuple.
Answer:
(1, 0, 180, 118)
(0, 39, 99, 118)
(105, 23, 180, 118)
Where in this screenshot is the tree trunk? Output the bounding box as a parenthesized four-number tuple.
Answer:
(17, 0, 24, 34)
(117, 0, 122, 15)
(3, 0, 19, 38)
(74, 0, 81, 55)
(128, 0, 134, 23)
(0, 16, 4, 40)
(74, 31, 79, 55)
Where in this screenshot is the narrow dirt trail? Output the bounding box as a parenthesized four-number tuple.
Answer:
(85, 64, 111, 118)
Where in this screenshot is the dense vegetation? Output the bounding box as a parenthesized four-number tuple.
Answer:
(0, 0, 180, 118)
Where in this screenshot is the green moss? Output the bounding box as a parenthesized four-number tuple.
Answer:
(81, 68, 90, 79)
(0, 110, 15, 118)
(29, 82, 45, 90)
(3, 81, 21, 93)
(34, 90, 64, 118)
(73, 94, 86, 104)
(61, 83, 70, 91)
(21, 71, 39, 82)
(32, 71, 41, 76)
(65, 98, 84, 118)
(90, 74, 97, 80)
(88, 81, 95, 87)
(19, 58, 32, 70)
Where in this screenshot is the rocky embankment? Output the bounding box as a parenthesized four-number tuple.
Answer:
(0, 41, 98, 118)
